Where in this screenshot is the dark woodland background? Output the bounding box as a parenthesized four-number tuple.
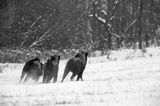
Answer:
(0, 0, 160, 62)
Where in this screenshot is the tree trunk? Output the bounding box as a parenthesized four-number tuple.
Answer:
(108, 32, 112, 49)
(138, 0, 143, 49)
(107, 0, 112, 50)
(145, 33, 149, 47)
(150, 0, 156, 46)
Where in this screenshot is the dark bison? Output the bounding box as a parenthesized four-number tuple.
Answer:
(43, 55, 60, 83)
(19, 57, 43, 84)
(61, 51, 88, 82)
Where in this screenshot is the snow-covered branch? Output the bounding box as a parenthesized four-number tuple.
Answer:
(89, 0, 122, 40)
(30, 28, 53, 48)
(111, 0, 119, 16)
(95, 14, 106, 24)
(20, 15, 43, 47)
(89, 14, 94, 17)
(110, 16, 115, 21)
(101, 10, 107, 15)
(100, 34, 108, 41)
(110, 32, 121, 38)
(125, 19, 137, 33)
(29, 16, 43, 29)
(89, 13, 106, 24)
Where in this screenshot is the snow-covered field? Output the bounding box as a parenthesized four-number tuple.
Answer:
(0, 47, 160, 106)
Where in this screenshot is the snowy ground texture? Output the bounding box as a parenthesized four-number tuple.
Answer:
(0, 47, 160, 106)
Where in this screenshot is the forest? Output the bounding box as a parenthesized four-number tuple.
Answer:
(0, 0, 160, 62)
(0, 1, 160, 105)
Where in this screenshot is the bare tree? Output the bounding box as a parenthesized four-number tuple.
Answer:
(89, 0, 121, 50)
(137, 0, 143, 49)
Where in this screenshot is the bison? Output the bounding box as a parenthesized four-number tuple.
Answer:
(43, 55, 60, 83)
(61, 51, 88, 82)
(19, 57, 43, 84)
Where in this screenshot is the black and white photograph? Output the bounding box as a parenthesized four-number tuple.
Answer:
(0, 0, 160, 106)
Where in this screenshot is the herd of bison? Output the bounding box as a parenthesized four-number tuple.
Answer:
(19, 51, 88, 84)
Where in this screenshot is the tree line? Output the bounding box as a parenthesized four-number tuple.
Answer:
(0, 0, 160, 53)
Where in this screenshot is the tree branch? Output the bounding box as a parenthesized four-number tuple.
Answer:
(111, 0, 119, 17)
(20, 15, 43, 47)
(125, 19, 137, 33)
(29, 28, 52, 48)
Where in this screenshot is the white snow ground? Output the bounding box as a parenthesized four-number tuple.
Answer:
(0, 47, 160, 106)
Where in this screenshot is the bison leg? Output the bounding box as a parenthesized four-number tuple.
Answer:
(61, 68, 69, 82)
(43, 75, 48, 83)
(53, 74, 58, 83)
(46, 76, 52, 83)
(77, 71, 84, 81)
(77, 75, 80, 81)
(80, 73, 83, 81)
(32, 76, 39, 82)
(19, 71, 26, 84)
(42, 75, 46, 83)
(70, 73, 76, 81)
(23, 75, 30, 83)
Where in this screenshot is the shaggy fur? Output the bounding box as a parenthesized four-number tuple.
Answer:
(61, 51, 88, 82)
(19, 58, 43, 84)
(43, 55, 60, 83)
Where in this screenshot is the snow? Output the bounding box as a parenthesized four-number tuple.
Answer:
(95, 14, 106, 24)
(0, 47, 160, 106)
(101, 10, 107, 15)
